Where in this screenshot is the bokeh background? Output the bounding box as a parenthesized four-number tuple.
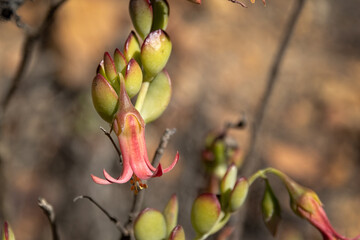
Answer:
(0, 0, 359, 239)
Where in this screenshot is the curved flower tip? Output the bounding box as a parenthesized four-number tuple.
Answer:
(91, 174, 111, 185)
(152, 151, 180, 178)
(163, 151, 180, 174)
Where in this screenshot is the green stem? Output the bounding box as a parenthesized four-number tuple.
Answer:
(134, 82, 150, 111)
(248, 169, 267, 186)
(194, 212, 231, 240)
(248, 167, 289, 186)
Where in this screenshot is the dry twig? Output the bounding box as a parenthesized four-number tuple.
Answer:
(38, 197, 60, 240)
(0, 0, 67, 121)
(233, 0, 307, 239)
(73, 195, 129, 236)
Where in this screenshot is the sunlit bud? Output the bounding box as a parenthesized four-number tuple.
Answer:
(168, 225, 185, 240)
(91, 74, 119, 123)
(141, 29, 172, 80)
(163, 194, 179, 237)
(124, 59, 143, 98)
(103, 52, 120, 92)
(220, 165, 237, 209)
(124, 31, 142, 64)
(191, 193, 221, 235)
(151, 0, 169, 31)
(134, 208, 167, 240)
(129, 0, 153, 39)
(114, 48, 127, 75)
(228, 178, 248, 212)
(139, 70, 172, 123)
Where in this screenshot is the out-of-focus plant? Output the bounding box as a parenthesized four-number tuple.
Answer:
(187, 0, 266, 7)
(1, 222, 15, 240)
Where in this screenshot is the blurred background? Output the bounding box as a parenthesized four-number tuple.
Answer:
(0, 0, 359, 239)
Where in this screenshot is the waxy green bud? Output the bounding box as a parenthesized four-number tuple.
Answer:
(168, 225, 185, 240)
(139, 70, 171, 123)
(124, 59, 143, 98)
(220, 165, 237, 194)
(141, 29, 172, 80)
(228, 178, 248, 212)
(124, 31, 142, 64)
(261, 180, 281, 236)
(114, 48, 127, 75)
(163, 194, 179, 236)
(151, 0, 169, 31)
(134, 208, 167, 240)
(129, 0, 153, 39)
(96, 60, 107, 79)
(2, 222, 15, 240)
(92, 74, 119, 123)
(220, 165, 237, 209)
(191, 193, 221, 235)
(103, 52, 120, 92)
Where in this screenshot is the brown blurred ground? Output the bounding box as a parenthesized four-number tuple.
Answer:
(0, 0, 359, 239)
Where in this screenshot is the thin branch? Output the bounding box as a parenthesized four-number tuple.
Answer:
(233, 0, 306, 239)
(228, 0, 247, 8)
(73, 195, 129, 236)
(38, 197, 60, 240)
(100, 126, 123, 163)
(0, 0, 67, 117)
(152, 128, 176, 167)
(214, 114, 247, 143)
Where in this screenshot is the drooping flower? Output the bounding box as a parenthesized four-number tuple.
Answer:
(282, 174, 360, 240)
(91, 72, 179, 188)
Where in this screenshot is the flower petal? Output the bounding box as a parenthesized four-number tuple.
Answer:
(131, 155, 155, 180)
(91, 174, 112, 185)
(103, 161, 133, 184)
(152, 163, 163, 177)
(163, 152, 179, 173)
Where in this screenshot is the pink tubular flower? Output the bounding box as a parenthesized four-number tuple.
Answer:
(295, 193, 359, 240)
(91, 75, 179, 187)
(283, 174, 360, 240)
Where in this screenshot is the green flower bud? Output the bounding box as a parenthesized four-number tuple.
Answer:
(124, 59, 143, 98)
(139, 70, 171, 123)
(103, 52, 120, 93)
(124, 31, 142, 64)
(2, 222, 15, 240)
(141, 29, 172, 80)
(151, 0, 169, 31)
(134, 208, 167, 240)
(168, 225, 185, 240)
(129, 0, 153, 39)
(96, 60, 107, 79)
(191, 193, 221, 235)
(91, 74, 119, 123)
(220, 165, 237, 209)
(114, 48, 127, 75)
(228, 177, 248, 212)
(261, 180, 281, 236)
(163, 194, 179, 237)
(220, 165, 237, 194)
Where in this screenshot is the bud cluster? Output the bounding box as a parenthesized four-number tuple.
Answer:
(134, 195, 185, 240)
(92, 0, 173, 125)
